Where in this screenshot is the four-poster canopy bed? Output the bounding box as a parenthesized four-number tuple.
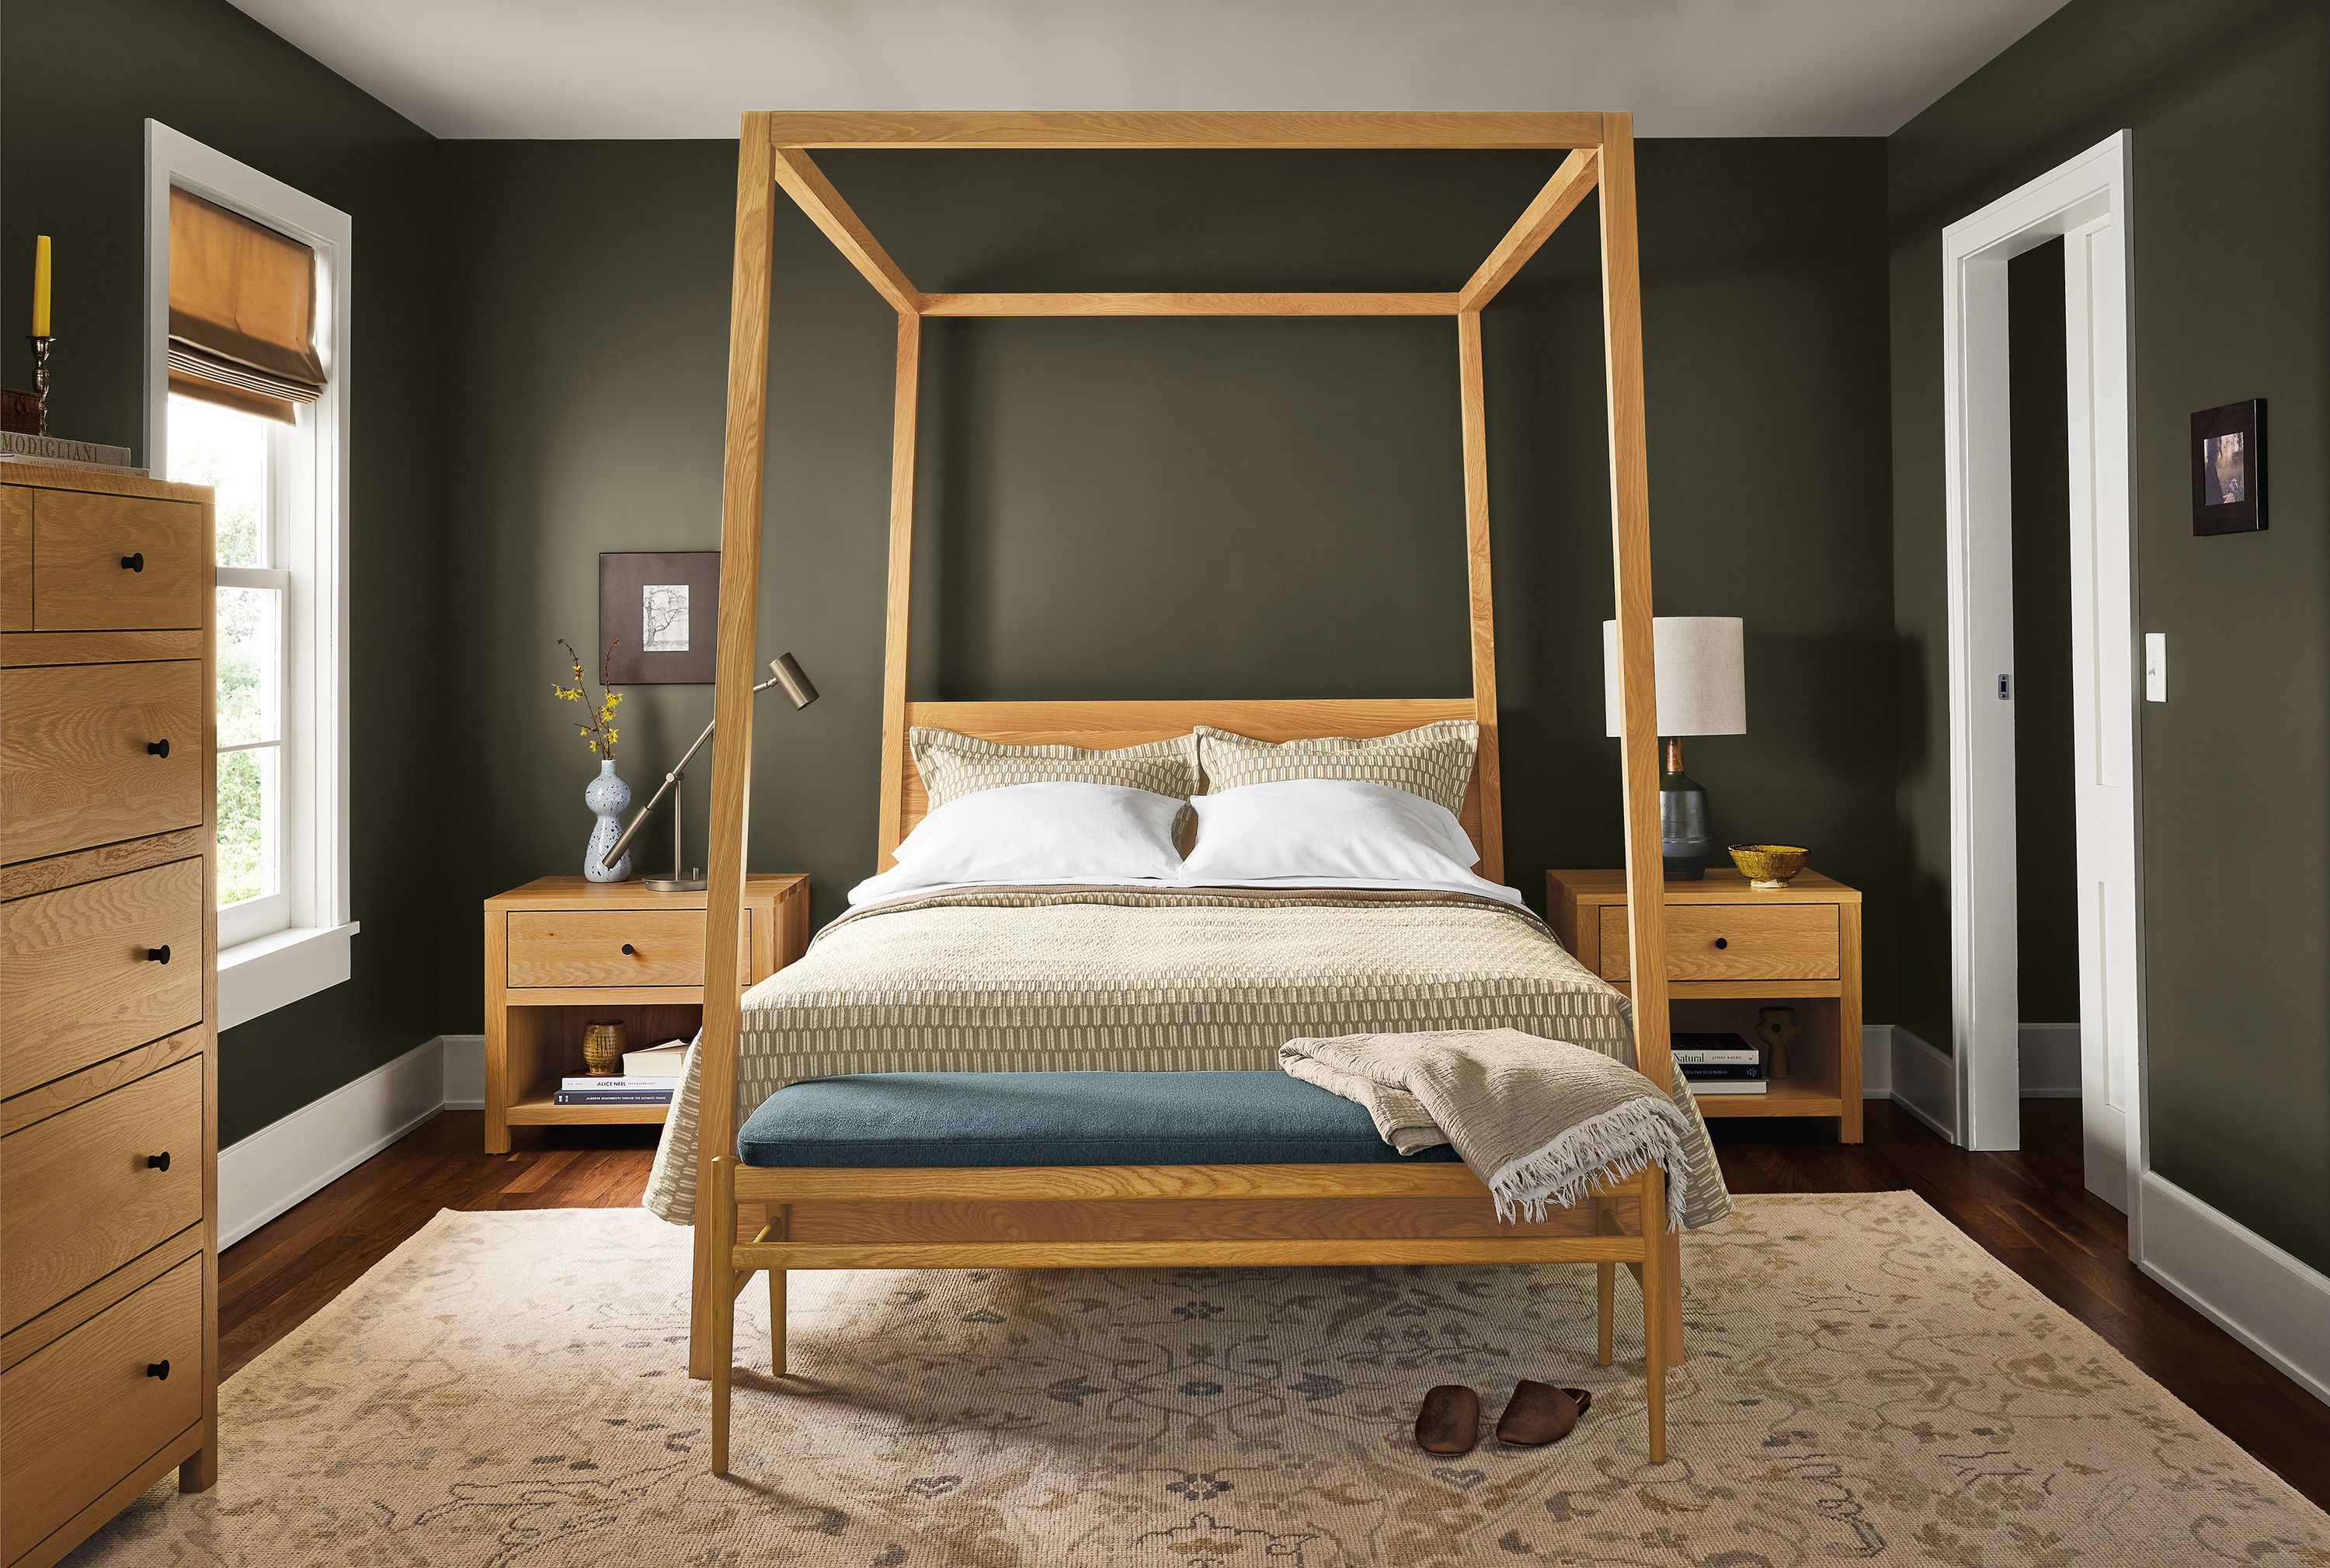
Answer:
(684, 110, 1681, 1465)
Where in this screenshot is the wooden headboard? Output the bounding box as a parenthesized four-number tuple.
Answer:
(885, 697, 1504, 881)
(871, 304, 1510, 887)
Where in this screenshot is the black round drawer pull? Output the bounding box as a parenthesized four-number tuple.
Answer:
(146, 1360, 171, 1380)
(122, 551, 145, 572)
(1713, 937, 1730, 950)
(621, 943, 637, 955)
(147, 1151, 172, 1171)
(148, 944, 172, 965)
(147, 739, 171, 758)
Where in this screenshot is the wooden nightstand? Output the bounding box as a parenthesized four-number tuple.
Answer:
(1546, 868, 1862, 1142)
(481, 875, 809, 1153)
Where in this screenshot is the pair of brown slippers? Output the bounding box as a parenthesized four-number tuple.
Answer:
(1415, 1380, 1592, 1455)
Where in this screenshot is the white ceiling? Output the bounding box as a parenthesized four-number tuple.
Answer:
(226, 0, 2069, 141)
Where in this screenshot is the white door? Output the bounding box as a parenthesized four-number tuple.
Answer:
(2060, 216, 2140, 1211)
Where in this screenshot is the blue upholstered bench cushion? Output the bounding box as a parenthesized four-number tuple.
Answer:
(736, 1070, 1462, 1169)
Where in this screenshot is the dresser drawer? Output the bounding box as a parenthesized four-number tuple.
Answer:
(2, 1057, 203, 1332)
(0, 1255, 203, 1563)
(506, 908, 749, 989)
(1598, 902, 1839, 982)
(0, 660, 203, 864)
(1, 486, 30, 631)
(1, 859, 203, 1097)
(31, 489, 205, 631)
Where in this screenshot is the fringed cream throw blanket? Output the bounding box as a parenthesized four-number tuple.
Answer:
(1279, 1027, 1692, 1230)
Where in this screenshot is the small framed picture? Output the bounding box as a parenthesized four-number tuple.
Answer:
(599, 551, 721, 683)
(2192, 400, 2266, 535)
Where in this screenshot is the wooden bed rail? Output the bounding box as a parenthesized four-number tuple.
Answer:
(692, 109, 1675, 1385)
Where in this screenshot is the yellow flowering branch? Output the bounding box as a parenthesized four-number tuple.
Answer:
(553, 637, 626, 760)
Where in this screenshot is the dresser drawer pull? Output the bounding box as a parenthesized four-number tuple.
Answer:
(146, 1359, 171, 1380)
(621, 943, 637, 955)
(146, 1151, 172, 1171)
(1713, 937, 1729, 949)
(146, 738, 172, 758)
(147, 943, 172, 965)
(122, 551, 145, 572)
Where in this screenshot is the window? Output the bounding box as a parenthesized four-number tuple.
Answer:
(148, 122, 356, 1027)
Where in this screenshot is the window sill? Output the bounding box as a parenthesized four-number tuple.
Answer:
(218, 920, 360, 1031)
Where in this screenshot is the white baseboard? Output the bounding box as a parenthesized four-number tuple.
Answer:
(1860, 1025, 1894, 1098)
(2138, 1172, 2330, 1407)
(1889, 1025, 1960, 1143)
(2019, 1022, 2082, 1098)
(441, 1033, 485, 1110)
(218, 1037, 446, 1248)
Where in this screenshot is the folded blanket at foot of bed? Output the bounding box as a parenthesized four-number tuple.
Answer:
(1279, 1027, 1693, 1229)
(642, 884, 1733, 1229)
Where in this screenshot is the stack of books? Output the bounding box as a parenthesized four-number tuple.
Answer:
(1672, 1032, 1768, 1095)
(551, 1038, 690, 1107)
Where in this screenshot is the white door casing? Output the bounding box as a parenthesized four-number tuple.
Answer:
(1940, 133, 2144, 1236)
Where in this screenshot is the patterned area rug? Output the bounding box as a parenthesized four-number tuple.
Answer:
(77, 1193, 2329, 1567)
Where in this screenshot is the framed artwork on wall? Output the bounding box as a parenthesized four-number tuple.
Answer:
(600, 551, 722, 683)
(2191, 399, 2266, 536)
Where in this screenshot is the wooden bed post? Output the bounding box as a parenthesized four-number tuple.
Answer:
(875, 312, 923, 867)
(1597, 111, 1685, 1365)
(692, 111, 777, 1379)
(1455, 310, 1504, 885)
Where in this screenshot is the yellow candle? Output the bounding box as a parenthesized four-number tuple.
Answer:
(31, 235, 50, 337)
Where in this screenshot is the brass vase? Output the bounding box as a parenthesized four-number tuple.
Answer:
(581, 1019, 628, 1077)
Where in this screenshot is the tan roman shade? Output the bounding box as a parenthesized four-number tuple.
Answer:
(168, 187, 325, 423)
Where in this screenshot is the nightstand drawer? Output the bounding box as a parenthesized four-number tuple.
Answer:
(1, 1057, 203, 1332)
(1598, 902, 1838, 982)
(32, 490, 206, 631)
(0, 858, 205, 1098)
(506, 908, 749, 989)
(0, 1254, 203, 1563)
(0, 659, 205, 864)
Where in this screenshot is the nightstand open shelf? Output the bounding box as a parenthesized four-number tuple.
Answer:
(482, 875, 809, 1152)
(1547, 868, 1863, 1142)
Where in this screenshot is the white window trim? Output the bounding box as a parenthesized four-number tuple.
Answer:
(146, 120, 356, 1027)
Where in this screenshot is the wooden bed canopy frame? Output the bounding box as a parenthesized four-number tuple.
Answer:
(693, 110, 1680, 1463)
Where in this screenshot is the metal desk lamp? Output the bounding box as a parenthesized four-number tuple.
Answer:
(600, 653, 818, 892)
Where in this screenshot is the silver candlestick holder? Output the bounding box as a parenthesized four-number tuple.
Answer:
(26, 336, 54, 436)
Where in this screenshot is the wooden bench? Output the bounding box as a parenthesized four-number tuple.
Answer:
(705, 1070, 1670, 1471)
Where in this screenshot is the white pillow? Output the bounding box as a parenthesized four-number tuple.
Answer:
(1181, 779, 1482, 885)
(849, 781, 1186, 906)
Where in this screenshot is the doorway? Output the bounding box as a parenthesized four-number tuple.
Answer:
(1940, 133, 2146, 1246)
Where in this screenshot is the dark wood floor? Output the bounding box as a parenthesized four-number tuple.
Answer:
(221, 1097, 2330, 1510)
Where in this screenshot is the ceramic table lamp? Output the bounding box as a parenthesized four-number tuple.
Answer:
(1601, 616, 1746, 879)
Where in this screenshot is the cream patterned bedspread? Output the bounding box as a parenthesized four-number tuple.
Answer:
(642, 885, 1732, 1228)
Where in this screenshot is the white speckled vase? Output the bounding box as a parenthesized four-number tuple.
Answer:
(583, 758, 632, 882)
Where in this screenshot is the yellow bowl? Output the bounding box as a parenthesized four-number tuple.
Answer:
(1729, 844, 1809, 887)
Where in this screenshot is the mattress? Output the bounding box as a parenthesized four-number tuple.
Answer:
(642, 884, 1732, 1229)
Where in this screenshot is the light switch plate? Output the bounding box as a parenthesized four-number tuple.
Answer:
(2144, 632, 2167, 701)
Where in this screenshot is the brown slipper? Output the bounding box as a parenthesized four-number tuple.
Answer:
(1414, 1384, 1481, 1455)
(1494, 1380, 1592, 1447)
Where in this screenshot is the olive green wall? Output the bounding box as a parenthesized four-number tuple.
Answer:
(430, 138, 1901, 1032)
(1889, 0, 2330, 1268)
(0, 0, 450, 1143)
(2008, 238, 2080, 1024)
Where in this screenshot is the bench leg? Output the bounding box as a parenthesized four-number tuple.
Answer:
(708, 1156, 736, 1476)
(1596, 1263, 1614, 1367)
(768, 1203, 788, 1376)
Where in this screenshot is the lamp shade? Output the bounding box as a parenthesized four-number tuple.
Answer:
(1601, 616, 1746, 738)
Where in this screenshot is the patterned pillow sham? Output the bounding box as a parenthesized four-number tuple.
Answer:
(1194, 719, 1480, 815)
(909, 726, 1202, 809)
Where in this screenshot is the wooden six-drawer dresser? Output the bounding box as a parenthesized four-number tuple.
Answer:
(0, 462, 218, 1566)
